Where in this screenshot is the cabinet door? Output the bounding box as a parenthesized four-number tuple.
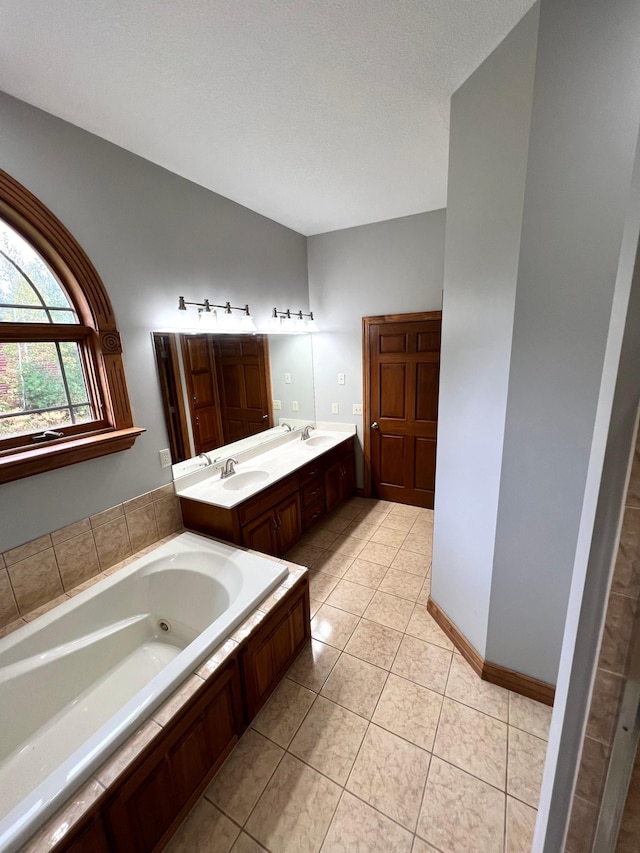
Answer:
(325, 459, 344, 514)
(343, 451, 356, 499)
(275, 492, 301, 556)
(59, 816, 110, 853)
(241, 508, 277, 555)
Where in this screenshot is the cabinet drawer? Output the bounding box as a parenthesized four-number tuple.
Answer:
(238, 474, 298, 526)
(300, 475, 324, 510)
(299, 460, 323, 487)
(302, 497, 325, 532)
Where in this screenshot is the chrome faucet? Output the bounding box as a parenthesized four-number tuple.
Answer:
(198, 452, 215, 466)
(281, 423, 292, 432)
(220, 457, 238, 479)
(300, 424, 315, 440)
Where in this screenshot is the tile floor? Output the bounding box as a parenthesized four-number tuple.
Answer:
(166, 498, 552, 853)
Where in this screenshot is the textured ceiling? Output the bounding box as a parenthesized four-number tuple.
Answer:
(0, 0, 535, 235)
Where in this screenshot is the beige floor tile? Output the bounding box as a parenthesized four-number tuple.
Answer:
(206, 729, 283, 823)
(252, 677, 315, 747)
(433, 698, 508, 789)
(380, 514, 415, 533)
(370, 526, 408, 548)
(165, 799, 239, 852)
(392, 635, 452, 693)
(230, 833, 268, 853)
(309, 571, 340, 602)
(379, 567, 424, 602)
(301, 528, 340, 549)
(446, 654, 509, 721)
(343, 519, 382, 540)
(319, 515, 352, 535)
(246, 753, 341, 853)
(402, 534, 432, 557)
(364, 590, 414, 631)
(412, 838, 440, 853)
(326, 579, 375, 616)
(312, 551, 355, 578)
(321, 791, 413, 853)
(333, 504, 362, 520)
(509, 692, 553, 740)
(344, 618, 404, 670)
(285, 543, 326, 569)
(388, 504, 421, 519)
(357, 505, 393, 522)
(321, 652, 388, 718)
(507, 727, 547, 808)
(405, 605, 453, 650)
(417, 757, 505, 853)
(343, 558, 388, 588)
(358, 541, 399, 567)
(373, 673, 443, 751)
(287, 639, 341, 692)
(417, 576, 431, 604)
(326, 534, 367, 558)
(506, 796, 538, 852)
(311, 604, 360, 650)
(289, 695, 368, 784)
(391, 549, 430, 576)
(310, 598, 322, 619)
(346, 723, 430, 831)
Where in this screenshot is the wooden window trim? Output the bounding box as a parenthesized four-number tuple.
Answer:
(0, 170, 144, 484)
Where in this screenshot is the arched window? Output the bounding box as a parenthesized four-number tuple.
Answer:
(0, 170, 143, 483)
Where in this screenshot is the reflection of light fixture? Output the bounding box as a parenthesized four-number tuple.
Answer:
(177, 297, 257, 334)
(270, 307, 319, 334)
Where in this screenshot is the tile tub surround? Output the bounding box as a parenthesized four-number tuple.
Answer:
(165, 497, 551, 853)
(0, 484, 182, 631)
(16, 537, 308, 853)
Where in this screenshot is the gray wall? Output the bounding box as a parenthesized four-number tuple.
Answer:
(0, 93, 308, 551)
(307, 211, 445, 483)
(432, 5, 539, 656)
(268, 334, 316, 423)
(486, 0, 640, 684)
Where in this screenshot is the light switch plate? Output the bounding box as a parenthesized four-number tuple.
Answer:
(284, 373, 291, 384)
(352, 404, 363, 415)
(338, 373, 345, 385)
(292, 401, 299, 411)
(159, 448, 172, 468)
(273, 399, 282, 410)
(332, 402, 339, 414)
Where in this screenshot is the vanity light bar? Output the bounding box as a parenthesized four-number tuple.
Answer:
(178, 296, 257, 333)
(271, 307, 319, 333)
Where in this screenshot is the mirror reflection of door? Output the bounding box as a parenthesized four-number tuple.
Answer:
(152, 333, 272, 462)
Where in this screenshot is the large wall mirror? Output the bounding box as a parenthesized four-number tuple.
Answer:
(152, 332, 316, 470)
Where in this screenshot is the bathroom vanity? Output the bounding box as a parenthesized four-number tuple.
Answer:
(177, 430, 357, 555)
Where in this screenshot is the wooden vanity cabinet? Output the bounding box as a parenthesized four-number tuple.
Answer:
(240, 578, 310, 719)
(324, 441, 357, 514)
(180, 436, 356, 555)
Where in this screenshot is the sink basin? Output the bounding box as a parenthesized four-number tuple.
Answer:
(222, 470, 270, 491)
(303, 435, 335, 448)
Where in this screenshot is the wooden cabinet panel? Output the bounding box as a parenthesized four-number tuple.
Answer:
(240, 580, 311, 720)
(238, 474, 298, 527)
(302, 497, 325, 532)
(301, 475, 324, 509)
(275, 492, 301, 555)
(59, 816, 110, 853)
(241, 508, 277, 554)
(325, 459, 344, 514)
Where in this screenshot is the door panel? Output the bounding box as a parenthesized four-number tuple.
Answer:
(181, 335, 222, 455)
(365, 313, 441, 508)
(215, 335, 272, 444)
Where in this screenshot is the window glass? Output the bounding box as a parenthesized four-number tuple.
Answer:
(0, 219, 78, 322)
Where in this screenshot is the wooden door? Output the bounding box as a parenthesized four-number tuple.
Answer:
(214, 335, 272, 444)
(152, 334, 191, 463)
(181, 335, 222, 454)
(363, 312, 441, 508)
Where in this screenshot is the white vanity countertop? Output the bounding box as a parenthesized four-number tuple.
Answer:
(174, 425, 356, 510)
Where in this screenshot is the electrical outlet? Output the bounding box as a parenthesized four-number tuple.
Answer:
(273, 399, 282, 410)
(159, 448, 172, 468)
(332, 402, 339, 414)
(338, 373, 345, 385)
(352, 404, 363, 415)
(284, 372, 291, 384)
(292, 401, 299, 411)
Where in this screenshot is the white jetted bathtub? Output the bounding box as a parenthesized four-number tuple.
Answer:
(0, 531, 288, 853)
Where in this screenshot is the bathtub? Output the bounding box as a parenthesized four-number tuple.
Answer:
(0, 531, 288, 853)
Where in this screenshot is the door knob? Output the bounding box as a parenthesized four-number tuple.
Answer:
(262, 414, 268, 420)
(371, 422, 379, 429)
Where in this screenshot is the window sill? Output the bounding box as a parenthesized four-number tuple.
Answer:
(0, 427, 146, 484)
